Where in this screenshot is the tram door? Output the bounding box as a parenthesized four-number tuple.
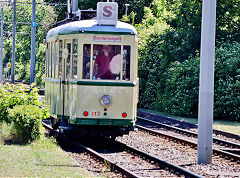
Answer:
(62, 40, 72, 118)
(56, 40, 63, 119)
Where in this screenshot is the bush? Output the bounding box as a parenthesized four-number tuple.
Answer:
(0, 83, 42, 122)
(214, 42, 240, 121)
(156, 58, 199, 117)
(35, 43, 46, 88)
(0, 83, 49, 143)
(8, 105, 48, 143)
(138, 29, 200, 108)
(153, 42, 240, 121)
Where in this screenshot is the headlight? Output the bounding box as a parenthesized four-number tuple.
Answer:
(100, 95, 112, 107)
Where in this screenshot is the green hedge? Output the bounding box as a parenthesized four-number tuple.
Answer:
(214, 42, 240, 120)
(139, 41, 240, 121)
(8, 105, 46, 143)
(0, 83, 40, 122)
(138, 29, 200, 109)
(0, 83, 49, 143)
(156, 58, 199, 118)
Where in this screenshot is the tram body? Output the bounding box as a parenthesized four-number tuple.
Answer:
(45, 3, 138, 137)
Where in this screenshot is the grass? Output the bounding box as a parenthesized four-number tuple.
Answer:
(139, 108, 240, 135)
(0, 122, 93, 177)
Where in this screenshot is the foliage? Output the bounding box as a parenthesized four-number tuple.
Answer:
(15, 62, 30, 83)
(0, 122, 13, 144)
(0, 83, 42, 122)
(76, 0, 153, 24)
(138, 27, 200, 109)
(0, 83, 49, 143)
(156, 58, 200, 117)
(44, 0, 153, 23)
(150, 0, 240, 42)
(214, 42, 240, 120)
(137, 0, 240, 121)
(35, 43, 46, 87)
(152, 42, 240, 121)
(2, 1, 56, 86)
(8, 105, 47, 143)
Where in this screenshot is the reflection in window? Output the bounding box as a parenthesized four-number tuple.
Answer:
(83, 44, 91, 79)
(93, 45, 121, 80)
(58, 40, 63, 78)
(72, 39, 78, 79)
(123, 46, 131, 80)
(66, 43, 71, 79)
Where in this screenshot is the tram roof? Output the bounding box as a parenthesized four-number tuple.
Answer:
(46, 20, 138, 38)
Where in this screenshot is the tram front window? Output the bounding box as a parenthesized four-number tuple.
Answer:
(93, 45, 121, 80)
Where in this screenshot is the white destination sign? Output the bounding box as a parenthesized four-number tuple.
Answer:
(97, 2, 118, 25)
(93, 35, 121, 43)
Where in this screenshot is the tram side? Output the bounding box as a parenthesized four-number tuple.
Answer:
(45, 26, 139, 137)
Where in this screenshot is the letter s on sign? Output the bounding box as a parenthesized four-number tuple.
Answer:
(103, 6, 112, 17)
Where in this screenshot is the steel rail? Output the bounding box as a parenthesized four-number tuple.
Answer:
(136, 125, 240, 162)
(42, 121, 53, 130)
(42, 121, 139, 178)
(61, 136, 139, 178)
(112, 140, 203, 178)
(42, 121, 202, 177)
(137, 111, 240, 141)
(137, 116, 240, 149)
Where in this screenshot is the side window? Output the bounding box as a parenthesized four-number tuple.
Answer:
(46, 43, 49, 77)
(52, 42, 55, 78)
(59, 40, 63, 78)
(123, 46, 131, 81)
(66, 43, 71, 79)
(93, 45, 121, 80)
(72, 39, 78, 79)
(83, 44, 91, 79)
(55, 41, 58, 78)
(49, 42, 52, 78)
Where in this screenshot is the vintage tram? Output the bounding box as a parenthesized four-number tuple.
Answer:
(45, 2, 138, 138)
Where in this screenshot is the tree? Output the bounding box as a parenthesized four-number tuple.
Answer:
(3, 0, 56, 85)
(45, 0, 153, 24)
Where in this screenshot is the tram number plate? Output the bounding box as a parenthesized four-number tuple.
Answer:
(91, 112, 101, 117)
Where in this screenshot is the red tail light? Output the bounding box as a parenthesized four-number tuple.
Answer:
(122, 112, 127, 118)
(83, 111, 88, 116)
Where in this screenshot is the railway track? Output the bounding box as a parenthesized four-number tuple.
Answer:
(137, 110, 240, 141)
(42, 121, 202, 177)
(136, 116, 240, 162)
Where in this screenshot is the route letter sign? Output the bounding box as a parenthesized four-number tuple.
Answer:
(97, 2, 118, 26)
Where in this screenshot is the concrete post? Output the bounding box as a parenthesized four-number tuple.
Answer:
(30, 0, 36, 84)
(198, 0, 217, 164)
(11, 0, 16, 83)
(72, 0, 78, 13)
(0, 8, 3, 82)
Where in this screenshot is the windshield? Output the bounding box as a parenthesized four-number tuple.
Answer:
(82, 44, 131, 81)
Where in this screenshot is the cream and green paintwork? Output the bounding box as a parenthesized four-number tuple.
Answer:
(45, 25, 138, 127)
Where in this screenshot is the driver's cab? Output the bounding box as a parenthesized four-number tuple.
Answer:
(82, 42, 131, 81)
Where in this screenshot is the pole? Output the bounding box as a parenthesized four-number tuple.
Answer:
(125, 4, 130, 16)
(11, 0, 16, 83)
(72, 0, 78, 13)
(0, 8, 3, 82)
(30, 0, 36, 84)
(198, 0, 217, 164)
(67, 0, 71, 14)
